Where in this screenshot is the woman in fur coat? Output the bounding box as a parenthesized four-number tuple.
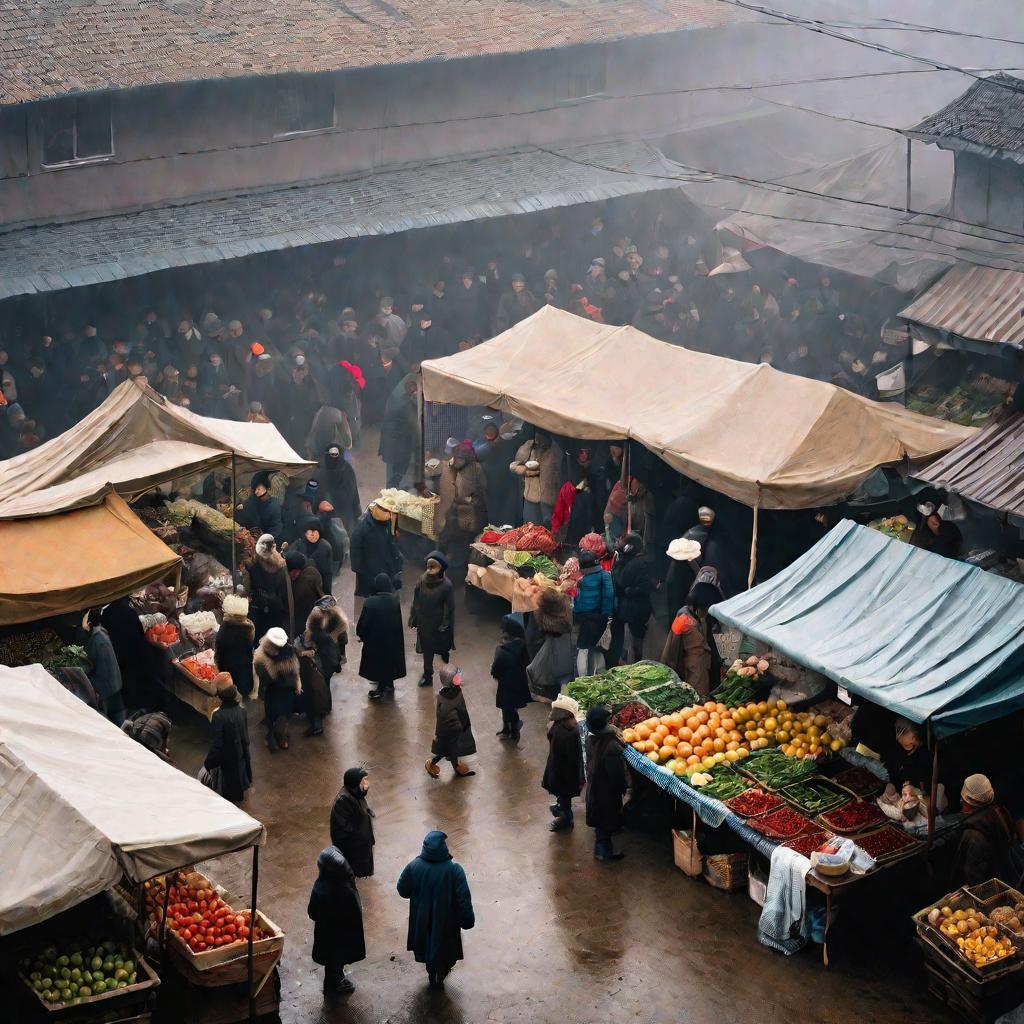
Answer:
(253, 627, 302, 750)
(215, 593, 256, 696)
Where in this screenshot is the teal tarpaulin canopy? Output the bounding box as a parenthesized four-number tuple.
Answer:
(710, 520, 1024, 737)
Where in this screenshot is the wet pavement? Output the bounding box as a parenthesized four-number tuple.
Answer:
(169, 434, 952, 1024)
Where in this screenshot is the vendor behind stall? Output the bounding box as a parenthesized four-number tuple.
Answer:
(952, 774, 1015, 887)
(910, 502, 962, 560)
(887, 718, 933, 792)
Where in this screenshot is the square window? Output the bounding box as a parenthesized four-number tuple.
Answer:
(41, 95, 113, 165)
(75, 95, 113, 158)
(42, 101, 75, 165)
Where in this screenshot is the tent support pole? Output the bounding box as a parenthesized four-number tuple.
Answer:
(248, 845, 259, 1022)
(418, 377, 426, 486)
(625, 443, 632, 535)
(747, 485, 761, 589)
(905, 137, 912, 213)
(928, 726, 939, 851)
(231, 452, 238, 586)
(158, 874, 171, 964)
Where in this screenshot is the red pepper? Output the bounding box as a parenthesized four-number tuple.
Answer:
(750, 807, 814, 839)
(821, 800, 886, 832)
(853, 826, 918, 858)
(784, 829, 833, 857)
(728, 789, 783, 817)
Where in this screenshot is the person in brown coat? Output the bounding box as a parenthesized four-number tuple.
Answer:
(286, 550, 324, 636)
(409, 551, 455, 688)
(542, 694, 584, 832)
(253, 627, 302, 751)
(425, 666, 475, 779)
(438, 441, 488, 577)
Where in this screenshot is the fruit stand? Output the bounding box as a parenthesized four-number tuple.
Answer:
(466, 524, 576, 610)
(0, 665, 271, 1023)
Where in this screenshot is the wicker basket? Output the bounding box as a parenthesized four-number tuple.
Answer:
(672, 829, 703, 878)
(703, 852, 748, 892)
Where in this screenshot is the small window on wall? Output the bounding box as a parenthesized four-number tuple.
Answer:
(275, 77, 335, 136)
(42, 95, 113, 166)
(568, 46, 607, 100)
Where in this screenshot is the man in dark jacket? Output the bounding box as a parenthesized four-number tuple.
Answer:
(204, 679, 252, 803)
(320, 444, 362, 535)
(350, 503, 403, 599)
(82, 609, 125, 725)
(329, 767, 376, 877)
(494, 273, 538, 334)
(543, 693, 585, 831)
(357, 574, 406, 699)
(237, 471, 285, 542)
(491, 614, 531, 742)
(585, 705, 628, 861)
(397, 831, 475, 990)
(101, 596, 157, 710)
(308, 846, 365, 995)
(378, 375, 420, 488)
(285, 550, 324, 639)
(295, 517, 335, 594)
(608, 532, 654, 667)
(409, 551, 455, 689)
(244, 533, 293, 639)
(952, 774, 1014, 887)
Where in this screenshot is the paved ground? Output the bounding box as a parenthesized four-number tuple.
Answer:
(169, 434, 952, 1024)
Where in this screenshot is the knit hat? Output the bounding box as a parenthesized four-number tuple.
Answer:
(586, 705, 610, 732)
(579, 532, 607, 557)
(264, 626, 288, 648)
(285, 549, 307, 571)
(579, 551, 598, 569)
(511, 272, 526, 284)
(251, 470, 272, 491)
(255, 533, 276, 556)
(961, 774, 995, 807)
(425, 550, 449, 572)
(302, 516, 322, 534)
(590, 257, 606, 268)
(343, 766, 368, 795)
(552, 693, 580, 718)
(373, 572, 394, 594)
(500, 613, 525, 639)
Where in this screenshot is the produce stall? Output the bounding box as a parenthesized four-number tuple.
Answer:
(0, 665, 272, 1022)
(466, 523, 575, 610)
(373, 487, 440, 541)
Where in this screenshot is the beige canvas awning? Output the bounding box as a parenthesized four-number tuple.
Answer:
(0, 664, 265, 934)
(421, 306, 974, 509)
(0, 492, 181, 625)
(0, 378, 313, 519)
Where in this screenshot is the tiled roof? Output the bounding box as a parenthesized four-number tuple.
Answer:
(907, 72, 1024, 157)
(0, 0, 742, 106)
(0, 140, 676, 298)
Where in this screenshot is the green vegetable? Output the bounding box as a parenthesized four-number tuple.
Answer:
(503, 550, 531, 567)
(525, 554, 560, 579)
(688, 768, 750, 801)
(566, 675, 635, 711)
(781, 780, 849, 815)
(633, 682, 699, 714)
(742, 750, 817, 789)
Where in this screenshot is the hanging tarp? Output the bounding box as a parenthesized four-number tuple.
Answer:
(0, 378, 312, 519)
(0, 492, 180, 625)
(421, 306, 974, 509)
(711, 519, 1024, 736)
(0, 664, 265, 934)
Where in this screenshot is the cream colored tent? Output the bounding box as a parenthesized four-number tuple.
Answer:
(0, 378, 313, 518)
(0, 664, 265, 934)
(421, 306, 974, 510)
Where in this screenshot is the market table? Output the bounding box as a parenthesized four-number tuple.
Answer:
(624, 745, 927, 966)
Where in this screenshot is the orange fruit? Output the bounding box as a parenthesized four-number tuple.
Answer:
(632, 741, 646, 751)
(696, 710, 709, 725)
(686, 716, 700, 731)
(658, 745, 674, 762)
(713, 738, 726, 752)
(722, 718, 735, 731)
(664, 734, 679, 748)
(678, 727, 693, 742)
(643, 739, 658, 753)
(635, 725, 651, 741)
(677, 742, 693, 758)
(704, 701, 717, 712)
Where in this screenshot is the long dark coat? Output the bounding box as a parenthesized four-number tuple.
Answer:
(611, 551, 654, 623)
(350, 511, 403, 597)
(245, 550, 293, 636)
(410, 574, 454, 656)
(491, 636, 531, 712)
(396, 833, 475, 972)
(215, 616, 255, 695)
(204, 702, 252, 802)
(542, 716, 585, 798)
(585, 728, 627, 831)
(290, 565, 324, 638)
(329, 789, 376, 877)
(356, 593, 406, 683)
(432, 686, 476, 757)
(296, 535, 334, 594)
(304, 602, 349, 679)
(319, 453, 362, 534)
(308, 848, 366, 967)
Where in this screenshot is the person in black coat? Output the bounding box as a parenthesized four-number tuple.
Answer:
(215, 594, 255, 697)
(585, 705, 628, 861)
(244, 534, 294, 639)
(285, 550, 325, 638)
(350, 504, 403, 598)
(396, 830, 475, 990)
(426, 666, 476, 778)
(308, 846, 365, 995)
(542, 694, 585, 832)
(608, 531, 655, 667)
(296, 517, 335, 594)
(491, 614, 531, 742)
(101, 596, 157, 710)
(237, 471, 285, 542)
(204, 679, 252, 803)
(356, 574, 406, 699)
(320, 444, 362, 535)
(378, 375, 419, 488)
(304, 595, 349, 691)
(329, 767, 376, 877)
(409, 551, 455, 688)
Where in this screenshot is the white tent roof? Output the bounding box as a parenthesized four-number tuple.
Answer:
(0, 665, 265, 934)
(0, 378, 313, 519)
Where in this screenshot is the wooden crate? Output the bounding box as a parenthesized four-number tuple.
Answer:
(922, 955, 1024, 1024)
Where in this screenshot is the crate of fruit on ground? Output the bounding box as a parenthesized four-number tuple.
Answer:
(144, 868, 283, 987)
(17, 934, 159, 1017)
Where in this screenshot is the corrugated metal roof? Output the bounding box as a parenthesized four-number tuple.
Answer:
(0, 140, 676, 300)
(898, 263, 1024, 348)
(907, 72, 1024, 159)
(914, 410, 1024, 516)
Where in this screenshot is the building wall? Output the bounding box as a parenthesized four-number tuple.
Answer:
(0, 29, 754, 228)
(952, 151, 1024, 233)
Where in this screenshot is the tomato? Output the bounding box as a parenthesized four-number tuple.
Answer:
(198, 900, 208, 911)
(238, 926, 249, 939)
(192, 912, 203, 924)
(195, 941, 206, 952)
(187, 901, 198, 912)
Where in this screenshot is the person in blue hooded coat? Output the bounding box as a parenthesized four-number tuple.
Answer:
(396, 831, 475, 990)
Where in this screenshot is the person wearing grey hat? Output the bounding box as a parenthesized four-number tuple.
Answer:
(585, 705, 628, 861)
(543, 692, 584, 831)
(375, 295, 408, 350)
(494, 271, 538, 334)
(204, 675, 252, 802)
(952, 774, 1014, 887)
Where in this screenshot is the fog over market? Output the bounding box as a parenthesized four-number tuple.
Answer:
(4, 2, 1024, 1022)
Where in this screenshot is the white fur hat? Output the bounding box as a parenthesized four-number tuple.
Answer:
(667, 538, 702, 562)
(264, 627, 288, 648)
(222, 593, 249, 617)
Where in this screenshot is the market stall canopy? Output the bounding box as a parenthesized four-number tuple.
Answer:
(898, 263, 1024, 353)
(711, 519, 1024, 736)
(0, 664, 265, 934)
(912, 410, 1024, 523)
(0, 492, 181, 626)
(0, 378, 312, 518)
(421, 306, 974, 509)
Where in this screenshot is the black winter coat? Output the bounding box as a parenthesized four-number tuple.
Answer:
(204, 703, 252, 802)
(491, 637, 531, 711)
(319, 454, 362, 533)
(308, 848, 366, 967)
(432, 685, 475, 756)
(542, 716, 585, 798)
(611, 553, 654, 622)
(245, 552, 293, 634)
(378, 390, 418, 467)
(585, 728, 627, 831)
(296, 535, 334, 594)
(356, 593, 406, 682)
(237, 494, 284, 542)
(329, 789, 376, 877)
(214, 616, 255, 695)
(410, 575, 454, 655)
(290, 565, 324, 638)
(350, 512, 403, 597)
